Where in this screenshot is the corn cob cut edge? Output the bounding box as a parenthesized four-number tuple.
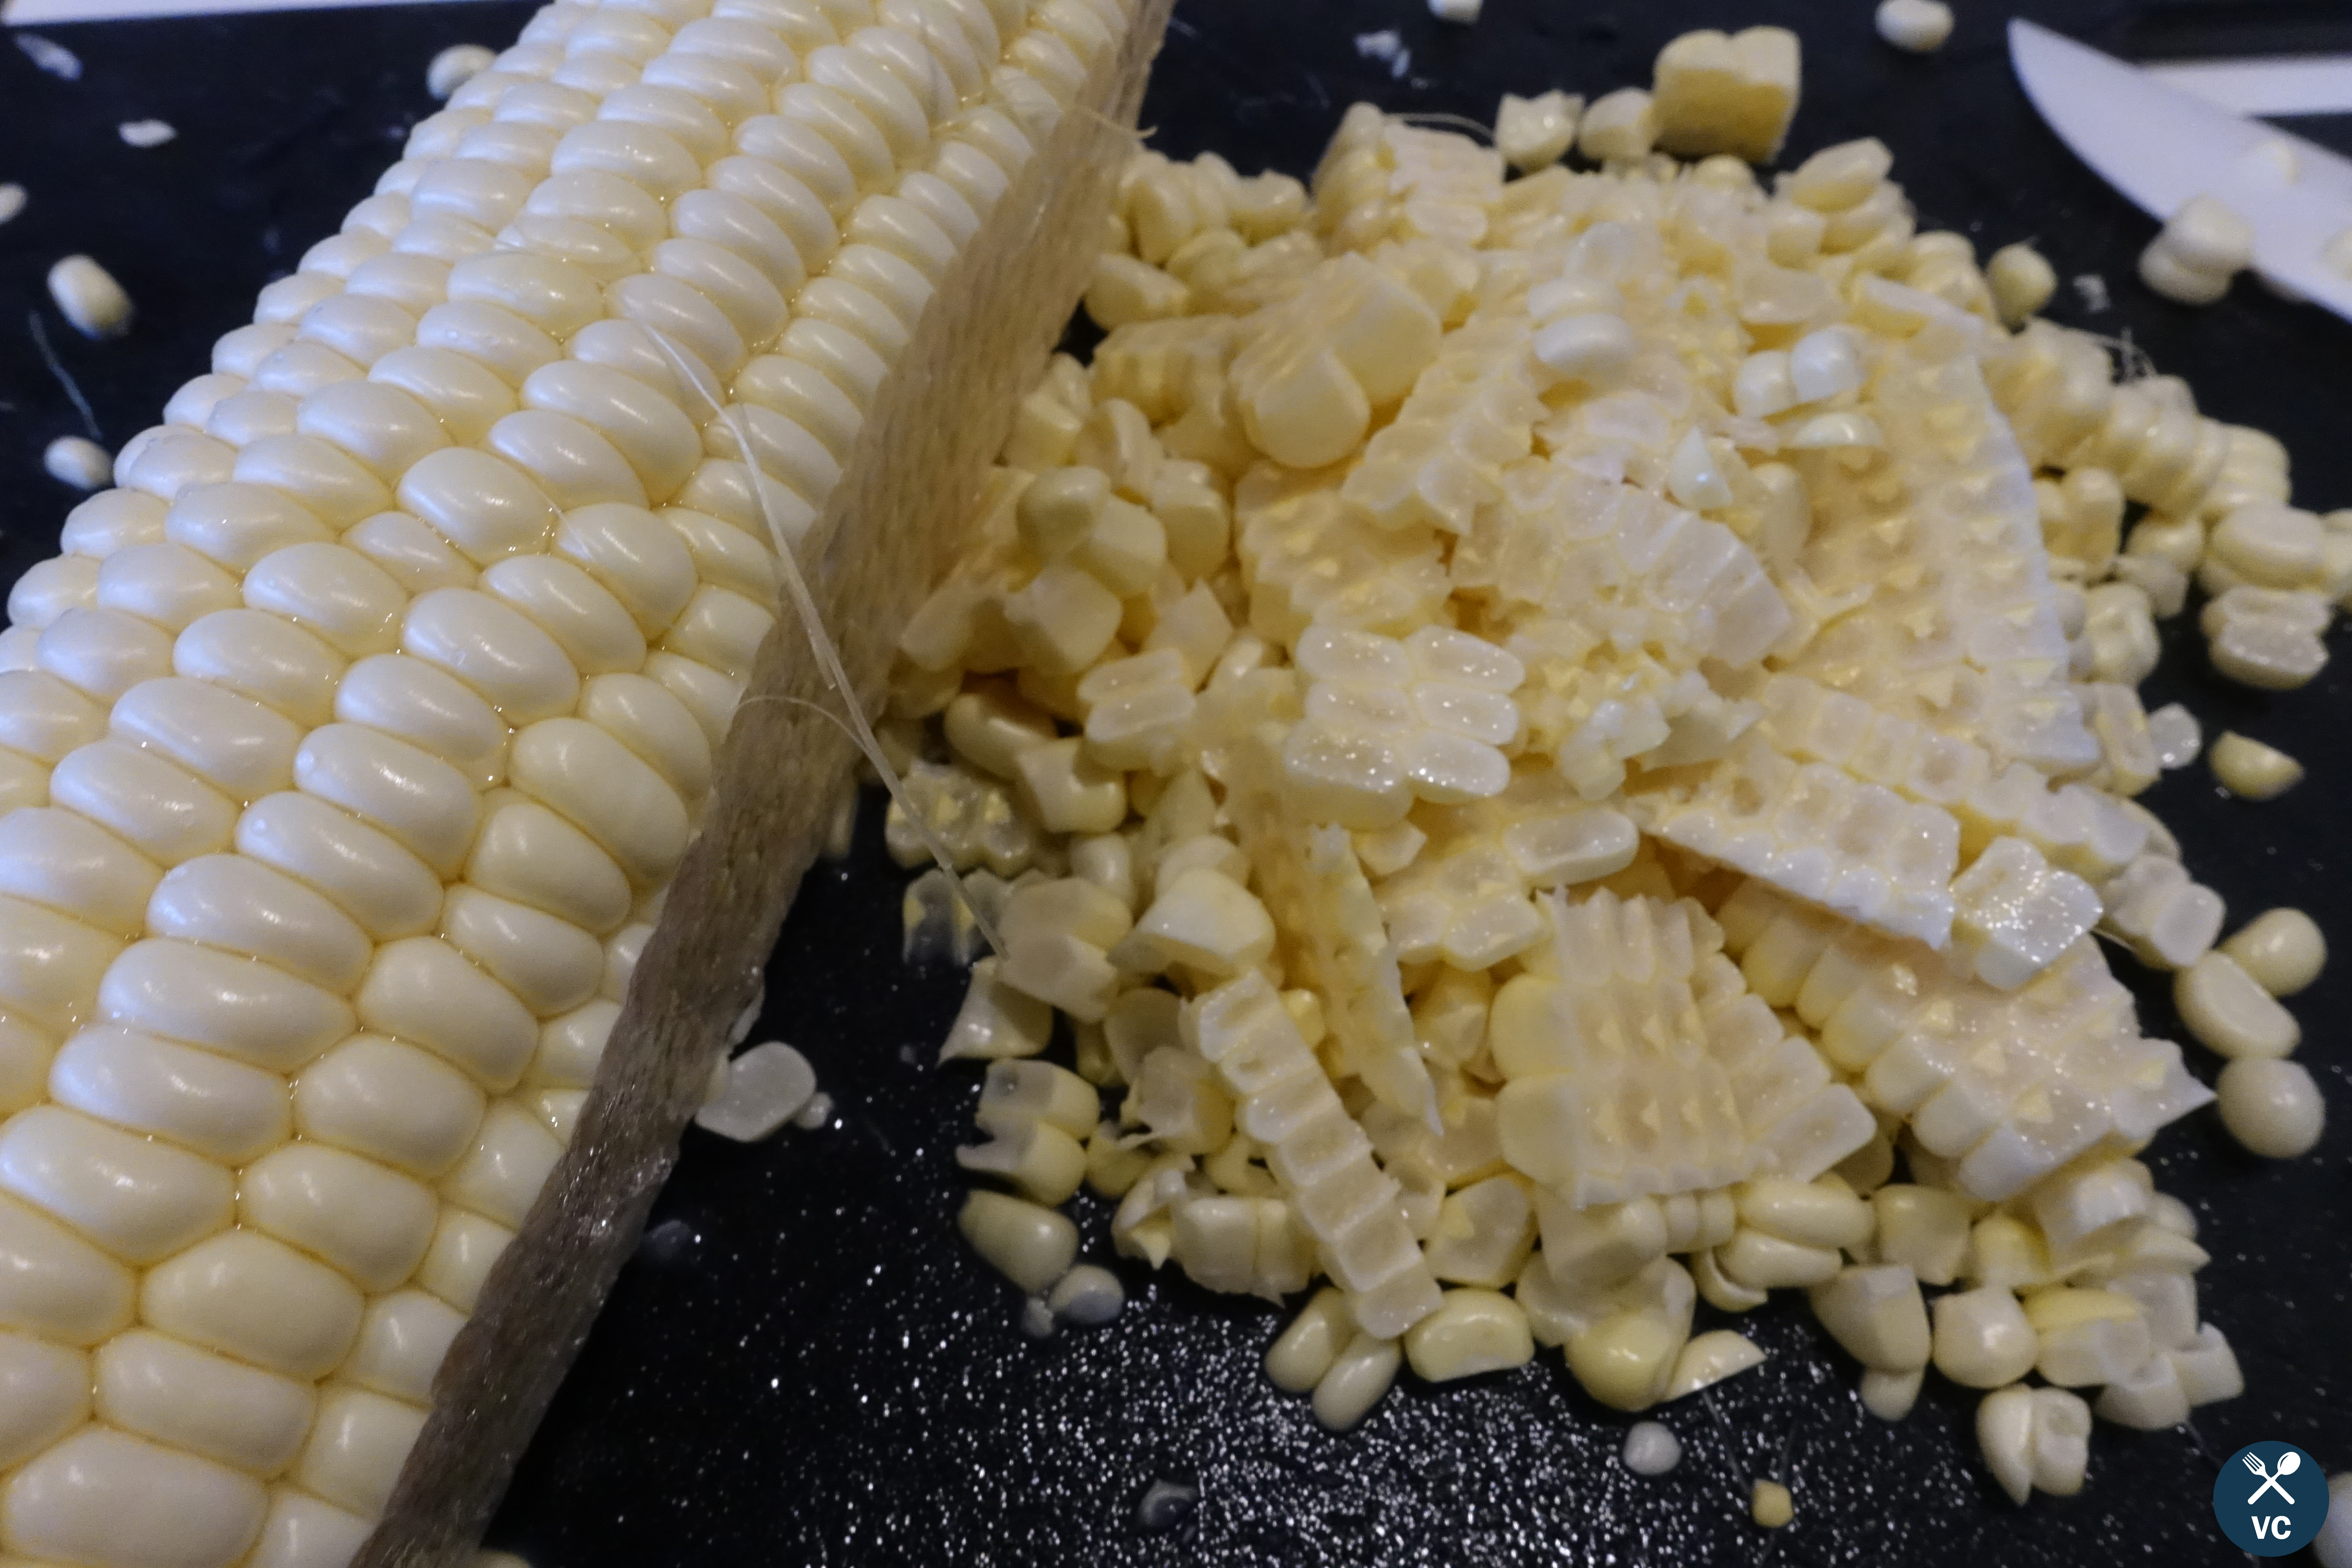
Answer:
(353, 7, 1176, 1562)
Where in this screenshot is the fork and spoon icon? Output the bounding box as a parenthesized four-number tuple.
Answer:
(2244, 1449, 2301, 1504)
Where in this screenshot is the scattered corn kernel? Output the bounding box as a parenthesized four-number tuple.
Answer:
(693, 1043, 818, 1144)
(1312, 1331, 1402, 1431)
(2140, 197, 2251, 304)
(1267, 1286, 1353, 1393)
(1987, 241, 2057, 324)
(1859, 1365, 1924, 1421)
(1496, 90, 1581, 173)
(2208, 732, 2303, 799)
(2219, 908, 2326, 996)
(1661, 1329, 1765, 1399)
(2215, 1058, 2326, 1158)
(40, 435, 111, 491)
(2174, 952, 2299, 1060)
(1652, 27, 1801, 163)
(1577, 88, 1660, 163)
(1810, 1265, 1931, 1373)
(46, 254, 132, 339)
(960, 1190, 1080, 1296)
(1046, 1263, 1126, 1327)
(1621, 1421, 1682, 1476)
(1751, 1479, 1794, 1528)
(1978, 1385, 2036, 1504)
(1875, 0, 1954, 54)
(1403, 1288, 1534, 1381)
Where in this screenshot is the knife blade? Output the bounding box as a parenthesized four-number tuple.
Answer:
(2147, 54, 2352, 118)
(2009, 18, 2352, 321)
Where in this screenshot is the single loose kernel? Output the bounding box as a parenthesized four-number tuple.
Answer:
(1046, 1262, 1125, 1326)
(1986, 242, 2056, 325)
(1402, 1288, 1534, 1382)
(2146, 703, 2200, 769)
(2140, 197, 2251, 305)
(1577, 88, 1658, 163)
(1751, 1479, 1793, 1528)
(1496, 90, 1580, 172)
(41, 436, 111, 491)
(1428, 0, 1481, 21)
(1661, 1329, 1766, 1399)
(1312, 1331, 1402, 1431)
(2174, 952, 2299, 1060)
(1875, 0, 1953, 54)
(2208, 732, 2302, 799)
(1267, 1287, 1353, 1393)
(2159, 196, 2255, 276)
(1810, 1265, 1931, 1373)
(2215, 1057, 2325, 1158)
(427, 43, 497, 101)
(1860, 1366, 1924, 1420)
(1978, 1385, 2035, 1504)
(2219, 908, 2326, 996)
(1136, 1479, 1198, 1531)
(47, 255, 134, 339)
(2027, 1387, 2092, 1496)
(959, 1189, 1080, 1295)
(1621, 1421, 1681, 1476)
(118, 119, 177, 148)
(0, 184, 24, 225)
(1651, 27, 1800, 162)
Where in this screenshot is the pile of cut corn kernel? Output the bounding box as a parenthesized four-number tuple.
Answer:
(888, 28, 2339, 1507)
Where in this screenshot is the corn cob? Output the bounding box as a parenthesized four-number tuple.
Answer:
(0, 1, 1170, 1564)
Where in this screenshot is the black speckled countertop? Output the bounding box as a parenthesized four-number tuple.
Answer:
(0, 1, 2346, 1563)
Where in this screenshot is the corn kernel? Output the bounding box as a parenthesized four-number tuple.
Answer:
(1660, 1328, 1765, 1400)
(1651, 28, 1799, 163)
(1577, 88, 1659, 164)
(1875, 0, 1954, 54)
(1402, 1287, 1534, 1382)
(1495, 90, 1580, 173)
(2215, 1057, 2325, 1158)
(2208, 731, 2302, 799)
(2219, 907, 2325, 996)
(1932, 1286, 2037, 1387)
(959, 1190, 1079, 1295)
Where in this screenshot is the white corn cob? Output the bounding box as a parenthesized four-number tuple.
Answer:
(0, 0, 1152, 1563)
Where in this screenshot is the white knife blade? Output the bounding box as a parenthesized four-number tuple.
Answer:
(2009, 18, 2352, 321)
(2147, 54, 2352, 119)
